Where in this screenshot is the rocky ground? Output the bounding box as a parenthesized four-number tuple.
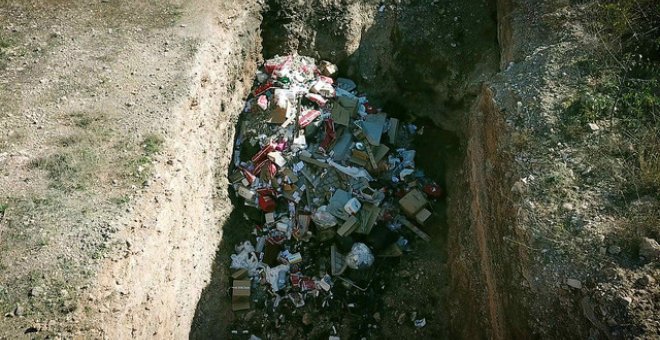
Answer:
(492, 0, 660, 338)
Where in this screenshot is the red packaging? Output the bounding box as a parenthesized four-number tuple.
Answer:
(251, 143, 274, 163)
(319, 119, 336, 150)
(290, 273, 302, 286)
(305, 93, 328, 106)
(301, 278, 316, 291)
(253, 81, 273, 96)
(298, 109, 321, 128)
(257, 95, 268, 111)
(258, 194, 276, 212)
(241, 168, 257, 185)
(364, 103, 378, 114)
(423, 183, 444, 199)
(318, 75, 334, 84)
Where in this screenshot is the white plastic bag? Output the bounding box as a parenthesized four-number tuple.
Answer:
(345, 243, 374, 270)
(312, 205, 337, 229)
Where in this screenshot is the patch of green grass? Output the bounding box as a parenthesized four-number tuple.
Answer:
(37, 237, 49, 248)
(0, 35, 11, 57)
(57, 135, 84, 147)
(142, 134, 164, 155)
(0, 35, 14, 70)
(0, 37, 10, 49)
(637, 129, 660, 191)
(29, 148, 99, 191)
(109, 195, 130, 206)
(128, 155, 153, 181)
(68, 111, 106, 129)
(166, 3, 184, 25)
(29, 154, 79, 187)
(0, 203, 7, 216)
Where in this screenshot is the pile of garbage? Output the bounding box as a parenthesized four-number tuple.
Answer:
(227, 55, 443, 336)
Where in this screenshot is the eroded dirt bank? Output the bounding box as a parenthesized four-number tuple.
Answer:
(80, 5, 263, 339)
(1, 0, 262, 337)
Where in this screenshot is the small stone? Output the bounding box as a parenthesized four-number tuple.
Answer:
(511, 181, 525, 194)
(397, 312, 407, 325)
(29, 286, 44, 297)
(639, 237, 660, 261)
(562, 202, 574, 211)
(14, 304, 24, 316)
(608, 245, 622, 255)
(587, 123, 600, 131)
(635, 275, 654, 287)
(302, 312, 312, 325)
(566, 278, 582, 289)
(618, 296, 632, 307)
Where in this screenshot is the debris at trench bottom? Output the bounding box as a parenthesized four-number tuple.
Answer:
(226, 54, 445, 339)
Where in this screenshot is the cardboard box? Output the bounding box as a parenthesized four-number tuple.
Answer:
(231, 268, 248, 280)
(237, 185, 256, 201)
(415, 208, 432, 225)
(331, 96, 358, 126)
(398, 189, 428, 216)
(232, 280, 251, 311)
(337, 215, 359, 237)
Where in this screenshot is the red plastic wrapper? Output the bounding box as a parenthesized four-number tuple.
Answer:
(251, 143, 275, 163)
(423, 183, 443, 199)
(241, 168, 257, 185)
(305, 93, 328, 107)
(264, 56, 293, 74)
(253, 80, 273, 96)
(257, 95, 268, 111)
(318, 75, 334, 84)
(298, 109, 321, 128)
(254, 159, 277, 179)
(301, 278, 316, 291)
(319, 119, 336, 150)
(290, 273, 302, 286)
(274, 139, 288, 151)
(364, 102, 378, 114)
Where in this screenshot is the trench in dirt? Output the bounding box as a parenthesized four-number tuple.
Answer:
(189, 1, 504, 338)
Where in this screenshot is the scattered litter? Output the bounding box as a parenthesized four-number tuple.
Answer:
(226, 54, 445, 335)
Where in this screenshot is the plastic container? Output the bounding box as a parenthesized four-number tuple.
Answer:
(343, 197, 362, 215)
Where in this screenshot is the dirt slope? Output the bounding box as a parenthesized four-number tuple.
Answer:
(1, 0, 260, 337)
